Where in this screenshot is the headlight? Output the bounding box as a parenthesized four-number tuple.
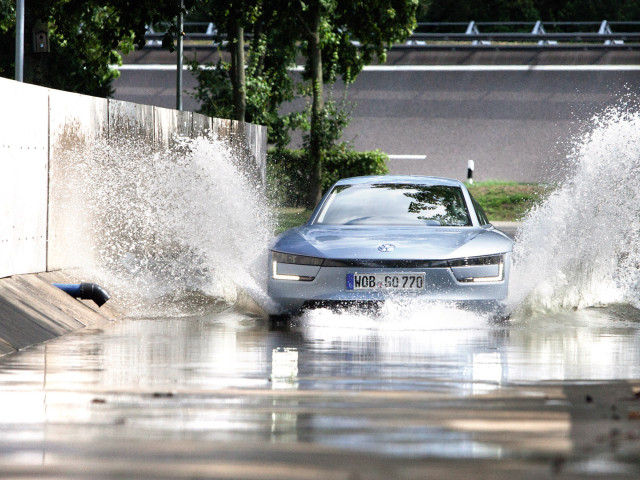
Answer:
(448, 254, 505, 283)
(271, 251, 323, 281)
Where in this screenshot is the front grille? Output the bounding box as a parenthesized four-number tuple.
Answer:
(302, 300, 383, 311)
(322, 259, 449, 268)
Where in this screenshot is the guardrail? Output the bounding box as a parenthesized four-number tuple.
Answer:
(145, 20, 640, 49)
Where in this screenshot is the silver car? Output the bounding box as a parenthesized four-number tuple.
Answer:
(268, 175, 513, 315)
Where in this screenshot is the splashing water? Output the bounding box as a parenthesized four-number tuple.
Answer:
(509, 107, 640, 315)
(57, 134, 274, 316)
(302, 107, 640, 324)
(57, 107, 640, 322)
(301, 298, 495, 333)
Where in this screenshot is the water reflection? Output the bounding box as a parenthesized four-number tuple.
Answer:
(298, 305, 640, 387)
(0, 304, 639, 465)
(270, 348, 299, 443)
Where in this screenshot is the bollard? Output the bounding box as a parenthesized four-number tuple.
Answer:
(467, 160, 475, 184)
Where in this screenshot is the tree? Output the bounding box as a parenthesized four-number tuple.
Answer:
(0, 0, 192, 97)
(188, 1, 261, 122)
(420, 0, 638, 23)
(188, 0, 299, 145)
(0, 0, 14, 79)
(423, 0, 538, 23)
(534, 1, 638, 21)
(188, 1, 417, 206)
(294, 0, 418, 207)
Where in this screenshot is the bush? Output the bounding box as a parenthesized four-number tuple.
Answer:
(322, 149, 389, 190)
(267, 148, 389, 207)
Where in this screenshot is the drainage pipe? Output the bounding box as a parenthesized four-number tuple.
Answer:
(52, 283, 111, 307)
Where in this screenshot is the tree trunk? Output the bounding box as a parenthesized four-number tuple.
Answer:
(229, 22, 246, 122)
(306, 0, 324, 209)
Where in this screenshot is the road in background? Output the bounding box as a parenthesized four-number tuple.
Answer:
(113, 48, 640, 182)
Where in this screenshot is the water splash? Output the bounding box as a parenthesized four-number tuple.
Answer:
(57, 134, 274, 316)
(301, 298, 493, 332)
(56, 107, 640, 322)
(509, 106, 640, 315)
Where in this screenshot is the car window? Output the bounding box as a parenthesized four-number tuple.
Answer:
(315, 184, 471, 226)
(471, 195, 490, 226)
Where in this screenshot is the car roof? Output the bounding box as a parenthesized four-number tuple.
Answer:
(334, 175, 465, 187)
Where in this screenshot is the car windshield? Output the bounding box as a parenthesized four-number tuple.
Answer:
(314, 183, 471, 226)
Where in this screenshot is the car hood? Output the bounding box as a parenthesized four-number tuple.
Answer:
(270, 225, 512, 261)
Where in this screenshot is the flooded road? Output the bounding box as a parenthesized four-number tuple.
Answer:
(3, 106, 640, 478)
(1, 305, 639, 479)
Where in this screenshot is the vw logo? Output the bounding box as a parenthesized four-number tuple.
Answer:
(378, 243, 395, 252)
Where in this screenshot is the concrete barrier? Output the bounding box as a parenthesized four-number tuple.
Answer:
(48, 89, 110, 272)
(0, 77, 267, 355)
(0, 80, 49, 278)
(0, 76, 267, 279)
(0, 271, 122, 356)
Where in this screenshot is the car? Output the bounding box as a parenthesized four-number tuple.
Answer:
(268, 175, 513, 315)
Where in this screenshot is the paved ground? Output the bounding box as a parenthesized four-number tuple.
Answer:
(0, 305, 639, 479)
(113, 48, 640, 182)
(0, 47, 631, 478)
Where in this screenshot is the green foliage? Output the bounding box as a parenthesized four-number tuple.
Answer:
(467, 181, 552, 221)
(323, 149, 390, 189)
(0, 0, 190, 96)
(268, 148, 389, 207)
(290, 0, 419, 205)
(532, 0, 639, 21)
(295, 0, 420, 85)
(188, 58, 234, 119)
(187, 51, 296, 148)
(187, 0, 298, 147)
(421, 0, 640, 23)
(43, 4, 134, 97)
(291, 92, 352, 156)
(424, 0, 538, 22)
(267, 149, 310, 207)
(0, 0, 12, 33)
(187, 1, 417, 206)
(275, 208, 313, 234)
(0, 0, 14, 78)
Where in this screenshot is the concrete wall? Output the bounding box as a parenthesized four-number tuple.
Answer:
(0, 77, 267, 279)
(0, 81, 49, 278)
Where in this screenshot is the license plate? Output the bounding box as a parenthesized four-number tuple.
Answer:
(346, 273, 425, 291)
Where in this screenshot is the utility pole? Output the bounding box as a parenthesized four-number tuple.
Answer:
(176, 0, 184, 111)
(15, 0, 24, 81)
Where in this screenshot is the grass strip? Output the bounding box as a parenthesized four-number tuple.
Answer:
(466, 181, 551, 222)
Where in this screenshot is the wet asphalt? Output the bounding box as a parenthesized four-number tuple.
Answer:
(0, 301, 639, 479)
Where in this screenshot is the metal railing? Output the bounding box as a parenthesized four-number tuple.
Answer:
(144, 20, 640, 48)
(406, 20, 640, 46)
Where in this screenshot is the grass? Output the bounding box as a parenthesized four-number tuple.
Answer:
(275, 207, 313, 234)
(274, 181, 552, 233)
(466, 181, 551, 222)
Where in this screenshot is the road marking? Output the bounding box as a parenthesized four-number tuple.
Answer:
(387, 155, 427, 160)
(113, 64, 640, 72)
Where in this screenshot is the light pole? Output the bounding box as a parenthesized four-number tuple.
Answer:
(15, 0, 24, 82)
(176, 0, 184, 111)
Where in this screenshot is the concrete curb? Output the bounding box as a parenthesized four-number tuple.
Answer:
(0, 271, 121, 357)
